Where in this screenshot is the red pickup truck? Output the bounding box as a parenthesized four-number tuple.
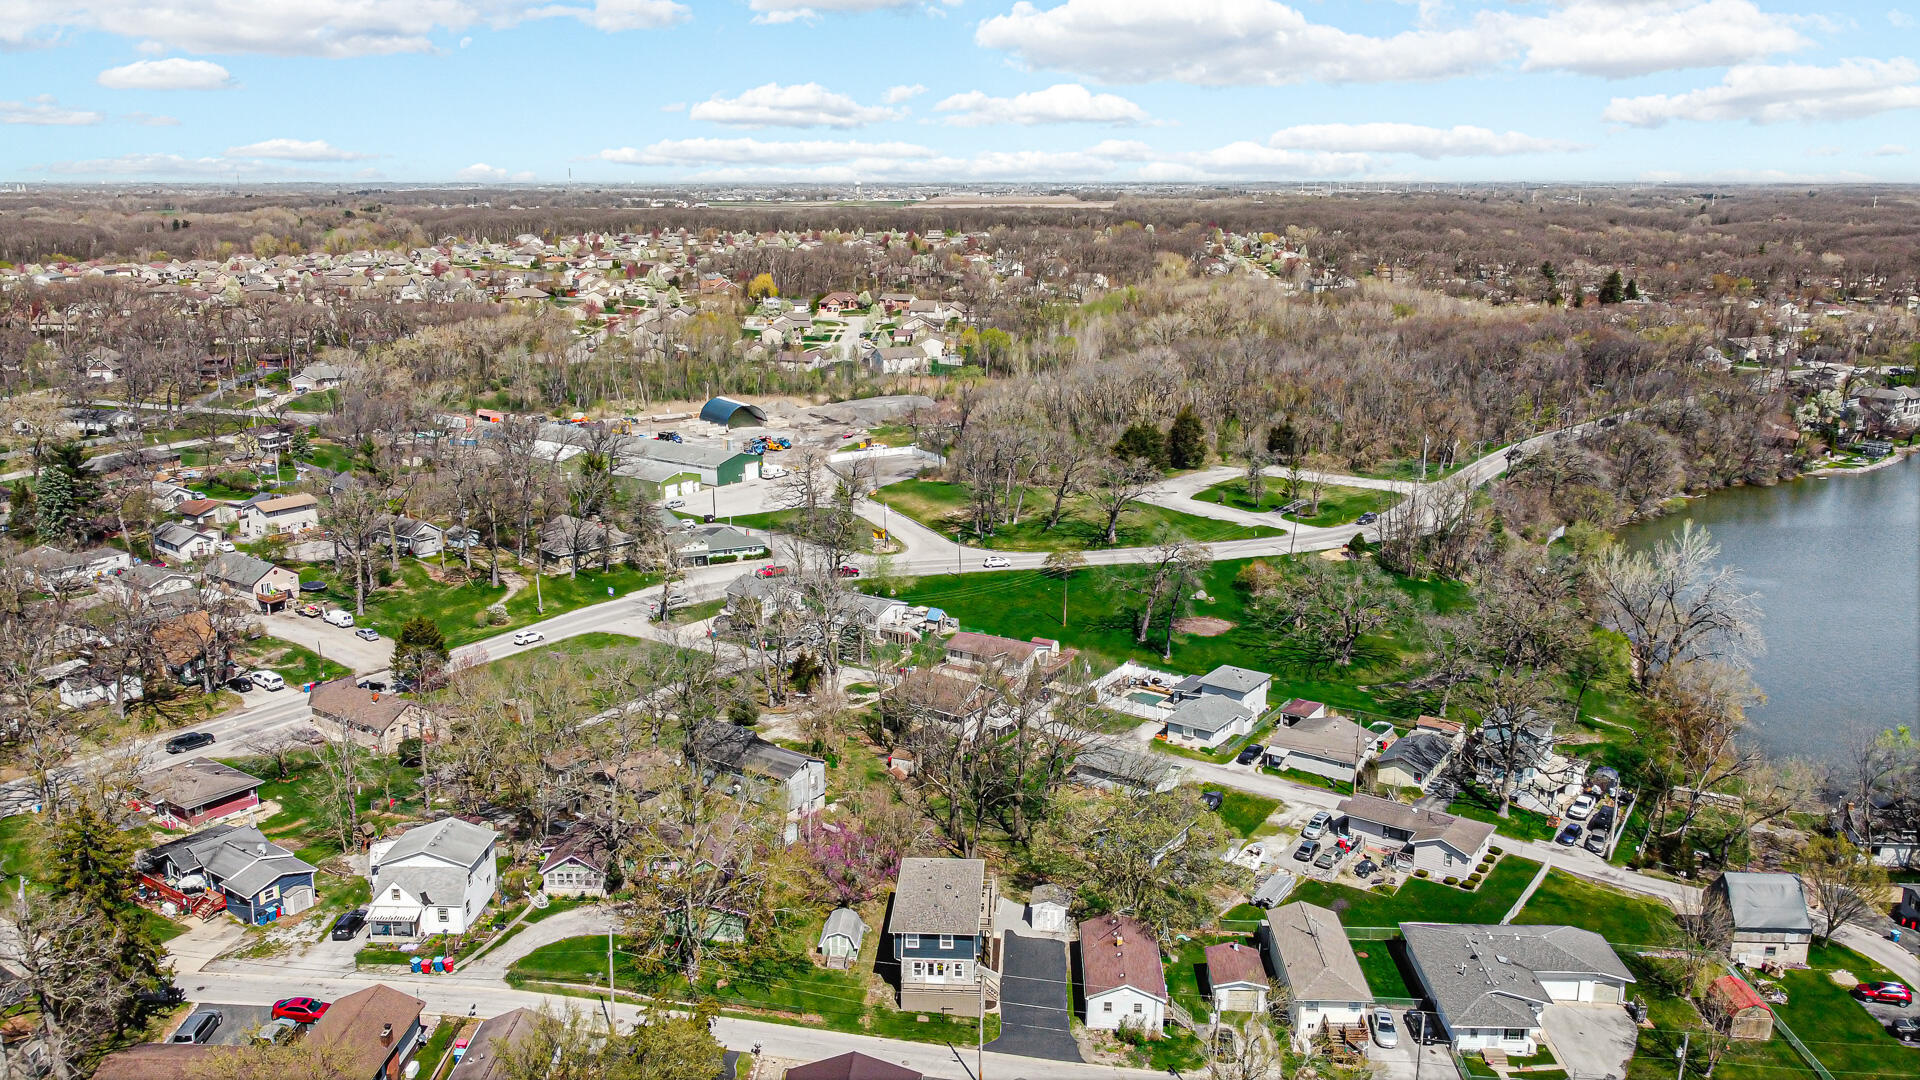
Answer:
(755, 565, 790, 579)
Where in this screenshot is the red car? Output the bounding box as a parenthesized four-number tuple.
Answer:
(837, 565, 860, 577)
(755, 565, 789, 579)
(272, 997, 330, 1024)
(1855, 982, 1913, 1006)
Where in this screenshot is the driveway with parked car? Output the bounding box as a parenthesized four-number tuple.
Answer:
(263, 611, 394, 674)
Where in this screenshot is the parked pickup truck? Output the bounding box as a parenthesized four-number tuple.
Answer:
(755, 565, 790, 578)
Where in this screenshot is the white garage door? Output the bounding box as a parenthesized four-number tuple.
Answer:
(1540, 979, 1583, 1002)
(1591, 980, 1623, 1004)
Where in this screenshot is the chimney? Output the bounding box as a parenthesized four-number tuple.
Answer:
(380, 1022, 393, 1044)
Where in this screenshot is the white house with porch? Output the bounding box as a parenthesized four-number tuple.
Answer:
(366, 818, 499, 940)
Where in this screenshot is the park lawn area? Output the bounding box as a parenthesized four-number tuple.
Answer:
(873, 478, 1283, 552)
(1444, 785, 1562, 844)
(1287, 854, 1541, 931)
(887, 557, 1466, 715)
(1204, 789, 1282, 837)
(1196, 478, 1402, 528)
(241, 637, 350, 686)
(1351, 937, 1419, 1000)
(1509, 870, 1678, 947)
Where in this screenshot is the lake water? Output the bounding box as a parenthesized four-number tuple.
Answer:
(1619, 455, 1920, 764)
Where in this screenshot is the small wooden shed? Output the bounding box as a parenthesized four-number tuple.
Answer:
(1705, 974, 1774, 1041)
(817, 907, 867, 969)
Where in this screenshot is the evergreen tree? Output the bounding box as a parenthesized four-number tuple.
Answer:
(392, 615, 449, 680)
(43, 803, 162, 982)
(1598, 270, 1626, 305)
(1166, 406, 1207, 470)
(1267, 418, 1298, 458)
(1113, 421, 1169, 468)
(289, 427, 312, 458)
(1624, 278, 1640, 301)
(33, 442, 97, 543)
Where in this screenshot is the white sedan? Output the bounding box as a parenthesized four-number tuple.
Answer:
(511, 630, 545, 646)
(981, 555, 1011, 569)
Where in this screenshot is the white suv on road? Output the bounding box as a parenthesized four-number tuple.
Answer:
(982, 555, 1011, 569)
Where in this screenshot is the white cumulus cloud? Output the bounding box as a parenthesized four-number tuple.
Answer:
(6, 0, 685, 58)
(748, 0, 957, 23)
(934, 83, 1151, 126)
(1265, 122, 1575, 157)
(0, 97, 106, 125)
(225, 138, 374, 161)
(1603, 58, 1920, 126)
(597, 137, 938, 165)
(1872, 143, 1910, 156)
(35, 153, 306, 177)
(974, 0, 1807, 85)
(689, 83, 901, 128)
(456, 163, 536, 180)
(882, 84, 926, 104)
(97, 58, 233, 90)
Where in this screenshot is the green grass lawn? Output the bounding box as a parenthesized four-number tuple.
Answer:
(297, 560, 658, 649)
(225, 751, 424, 866)
(1203, 789, 1282, 838)
(1286, 854, 1540, 931)
(297, 439, 356, 473)
(1444, 785, 1562, 843)
(242, 637, 350, 686)
(1351, 937, 1420, 1000)
(719, 508, 883, 553)
(1509, 870, 1678, 947)
(0, 815, 40, 880)
(873, 478, 1283, 551)
(474, 633, 675, 704)
(1263, 765, 1355, 795)
(286, 390, 340, 414)
(886, 557, 1467, 717)
(1162, 934, 1234, 1021)
(1766, 944, 1920, 1080)
(1195, 478, 1402, 527)
(1622, 954, 1813, 1080)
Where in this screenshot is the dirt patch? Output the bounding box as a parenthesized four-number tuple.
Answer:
(1173, 616, 1235, 637)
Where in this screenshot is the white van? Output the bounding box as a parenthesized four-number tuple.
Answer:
(250, 671, 286, 692)
(322, 609, 354, 628)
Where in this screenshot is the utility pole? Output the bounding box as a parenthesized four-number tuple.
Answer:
(954, 531, 962, 576)
(1677, 1030, 1690, 1080)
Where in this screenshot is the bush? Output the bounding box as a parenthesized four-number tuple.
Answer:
(1467, 872, 1484, 886)
(473, 609, 491, 627)
(486, 604, 509, 625)
(1414, 869, 1430, 879)
(1488, 846, 1505, 857)
(1444, 876, 1460, 887)
(708, 553, 740, 565)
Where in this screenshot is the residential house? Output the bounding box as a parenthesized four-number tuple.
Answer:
(1079, 914, 1168, 1036)
(889, 858, 998, 1016)
(291, 362, 353, 393)
(1263, 710, 1377, 783)
(1204, 940, 1270, 1014)
(366, 817, 501, 941)
(686, 721, 826, 840)
(308, 676, 441, 752)
(136, 760, 263, 829)
(786, 1054, 922, 1080)
(1279, 698, 1328, 723)
(1705, 872, 1813, 966)
(372, 515, 444, 558)
(537, 824, 612, 898)
(236, 492, 320, 540)
(201, 551, 298, 613)
(39, 658, 143, 709)
(1338, 794, 1495, 877)
(1469, 709, 1582, 813)
(816, 292, 859, 314)
(612, 456, 703, 501)
(1853, 385, 1920, 429)
(673, 524, 767, 566)
(1071, 742, 1178, 794)
(1262, 902, 1373, 1049)
(447, 1007, 538, 1080)
(307, 983, 426, 1080)
(173, 498, 235, 528)
(1401, 923, 1634, 1054)
(151, 610, 227, 687)
(152, 523, 222, 562)
(139, 823, 318, 923)
(16, 545, 94, 590)
(1374, 730, 1454, 792)
(943, 632, 1058, 676)
(1837, 798, 1920, 868)
(897, 665, 991, 728)
(866, 345, 932, 376)
(817, 907, 867, 969)
(1173, 664, 1272, 714)
(538, 514, 635, 569)
(1164, 694, 1257, 750)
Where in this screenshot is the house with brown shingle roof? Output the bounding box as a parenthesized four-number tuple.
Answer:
(306, 983, 425, 1080)
(1262, 902, 1373, 1049)
(308, 676, 441, 752)
(1204, 940, 1269, 1014)
(1079, 914, 1168, 1035)
(236, 492, 319, 540)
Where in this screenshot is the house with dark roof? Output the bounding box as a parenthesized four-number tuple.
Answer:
(889, 858, 998, 1015)
(308, 676, 441, 752)
(152, 522, 221, 561)
(1164, 693, 1257, 750)
(307, 983, 425, 1080)
(108, 563, 196, 610)
(1079, 914, 1168, 1035)
(1706, 872, 1812, 966)
(1374, 730, 1455, 792)
(1262, 902, 1373, 1049)
(366, 817, 500, 940)
(447, 1007, 538, 1080)
(785, 1053, 922, 1080)
(538, 823, 613, 898)
(139, 823, 318, 923)
(371, 515, 444, 558)
(537, 514, 635, 569)
(674, 524, 768, 565)
(687, 721, 826, 837)
(201, 551, 298, 612)
(1071, 742, 1177, 794)
(136, 760, 263, 829)
(1172, 664, 1272, 714)
(1402, 923, 1633, 1054)
(1338, 794, 1495, 877)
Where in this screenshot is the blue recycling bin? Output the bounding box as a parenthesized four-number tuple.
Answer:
(410, 956, 422, 974)
(432, 956, 447, 974)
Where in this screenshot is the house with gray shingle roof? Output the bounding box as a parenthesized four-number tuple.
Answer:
(889, 858, 998, 1016)
(1400, 923, 1634, 1055)
(1164, 693, 1256, 750)
(366, 817, 500, 940)
(1706, 872, 1812, 966)
(1262, 902, 1373, 1049)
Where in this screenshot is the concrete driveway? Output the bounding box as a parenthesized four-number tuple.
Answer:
(1541, 1003, 1635, 1080)
(261, 612, 394, 674)
(985, 932, 1082, 1062)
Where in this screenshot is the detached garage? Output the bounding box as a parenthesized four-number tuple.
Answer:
(700, 396, 768, 428)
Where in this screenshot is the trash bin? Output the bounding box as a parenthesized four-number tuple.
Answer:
(432, 956, 446, 974)
(1894, 927, 1904, 944)
(443, 957, 457, 974)
(410, 957, 422, 974)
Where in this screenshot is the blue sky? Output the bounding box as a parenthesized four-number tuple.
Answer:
(3, 0, 1918, 183)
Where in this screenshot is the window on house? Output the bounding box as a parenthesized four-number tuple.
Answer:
(911, 961, 923, 978)
(1503, 1029, 1527, 1040)
(939, 934, 954, 950)
(903, 933, 919, 949)
(437, 907, 450, 922)
(1133, 1003, 1143, 1014)
(1764, 946, 1777, 957)
(1103, 1002, 1113, 1013)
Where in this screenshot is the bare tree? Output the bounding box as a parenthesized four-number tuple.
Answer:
(1594, 523, 1762, 689)
(1797, 836, 1889, 944)
(1086, 455, 1161, 545)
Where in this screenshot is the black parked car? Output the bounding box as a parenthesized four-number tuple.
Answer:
(165, 731, 215, 754)
(1589, 805, 1616, 836)
(1355, 512, 1379, 525)
(1235, 743, 1265, 766)
(1891, 1017, 1920, 1043)
(1293, 839, 1321, 862)
(1556, 823, 1584, 846)
(329, 908, 367, 941)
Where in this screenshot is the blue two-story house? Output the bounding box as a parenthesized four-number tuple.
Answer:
(139, 824, 318, 924)
(889, 858, 998, 1016)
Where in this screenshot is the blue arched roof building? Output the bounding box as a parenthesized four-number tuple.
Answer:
(699, 396, 768, 428)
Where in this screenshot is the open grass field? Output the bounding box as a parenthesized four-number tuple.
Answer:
(1286, 854, 1540, 930)
(886, 556, 1469, 716)
(297, 560, 658, 649)
(1508, 870, 1678, 946)
(1195, 478, 1402, 528)
(222, 751, 425, 867)
(874, 478, 1284, 551)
